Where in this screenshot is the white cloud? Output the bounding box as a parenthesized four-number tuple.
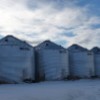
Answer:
(0, 0, 100, 48)
(67, 17, 100, 49)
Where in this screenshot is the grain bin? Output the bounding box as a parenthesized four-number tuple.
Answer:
(68, 44, 95, 78)
(91, 47, 100, 77)
(35, 40, 69, 81)
(0, 35, 35, 83)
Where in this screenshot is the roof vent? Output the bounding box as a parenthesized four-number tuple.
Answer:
(45, 43, 49, 46)
(5, 38, 8, 42)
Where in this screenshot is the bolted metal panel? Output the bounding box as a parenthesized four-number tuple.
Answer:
(37, 49, 69, 80)
(69, 51, 94, 78)
(0, 36, 35, 83)
(94, 54, 100, 76)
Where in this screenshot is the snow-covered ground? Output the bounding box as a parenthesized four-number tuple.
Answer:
(0, 79, 100, 100)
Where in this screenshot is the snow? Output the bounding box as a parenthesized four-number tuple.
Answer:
(0, 79, 100, 100)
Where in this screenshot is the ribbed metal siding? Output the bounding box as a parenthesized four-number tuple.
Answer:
(0, 45, 35, 83)
(38, 50, 69, 80)
(94, 54, 100, 76)
(70, 52, 94, 78)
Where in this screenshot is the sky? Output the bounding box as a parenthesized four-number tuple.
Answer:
(0, 0, 100, 49)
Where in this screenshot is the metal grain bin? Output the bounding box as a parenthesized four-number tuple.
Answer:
(0, 35, 35, 83)
(37, 49, 69, 80)
(91, 47, 100, 77)
(68, 44, 95, 78)
(35, 40, 69, 81)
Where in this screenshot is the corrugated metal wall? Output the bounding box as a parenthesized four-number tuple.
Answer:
(0, 36, 35, 83)
(0, 36, 99, 83)
(94, 54, 100, 77)
(37, 49, 69, 80)
(69, 51, 95, 78)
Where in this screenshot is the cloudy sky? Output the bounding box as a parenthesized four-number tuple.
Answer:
(0, 0, 100, 49)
